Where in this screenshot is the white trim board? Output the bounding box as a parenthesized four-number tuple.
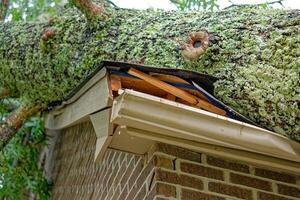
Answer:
(45, 68, 112, 130)
(111, 89, 300, 166)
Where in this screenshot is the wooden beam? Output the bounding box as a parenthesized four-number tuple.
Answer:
(128, 68, 198, 104)
(166, 94, 176, 101)
(115, 75, 168, 97)
(110, 74, 121, 92)
(195, 97, 226, 116)
(128, 68, 226, 116)
(110, 73, 207, 101)
(149, 73, 190, 84)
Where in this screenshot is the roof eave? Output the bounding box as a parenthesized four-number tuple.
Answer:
(111, 89, 300, 163)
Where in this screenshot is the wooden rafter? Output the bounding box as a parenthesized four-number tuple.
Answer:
(127, 68, 226, 116)
(149, 73, 190, 84)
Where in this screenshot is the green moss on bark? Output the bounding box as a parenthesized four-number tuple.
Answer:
(0, 7, 299, 140)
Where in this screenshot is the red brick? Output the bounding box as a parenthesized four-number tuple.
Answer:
(208, 182, 253, 200)
(126, 184, 139, 200)
(114, 160, 127, 188)
(107, 164, 119, 189)
(136, 156, 159, 187)
(258, 192, 293, 200)
(157, 182, 177, 197)
(128, 158, 143, 189)
(126, 154, 135, 163)
(108, 150, 116, 163)
(113, 151, 121, 165)
(102, 164, 113, 190)
(147, 182, 176, 199)
(181, 162, 224, 180)
(153, 155, 174, 169)
(146, 184, 157, 200)
(150, 143, 201, 162)
(106, 186, 114, 200)
(278, 184, 300, 198)
(134, 155, 141, 164)
(255, 168, 296, 184)
(207, 155, 249, 173)
(155, 198, 170, 200)
(120, 158, 135, 188)
(155, 169, 203, 190)
(134, 184, 147, 200)
(111, 186, 121, 200)
(99, 188, 108, 200)
(119, 152, 126, 164)
(230, 173, 272, 191)
(181, 188, 225, 200)
(118, 187, 128, 200)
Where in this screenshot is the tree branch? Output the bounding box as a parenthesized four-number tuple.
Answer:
(70, 0, 105, 21)
(0, 104, 42, 150)
(225, 0, 284, 9)
(0, 0, 9, 21)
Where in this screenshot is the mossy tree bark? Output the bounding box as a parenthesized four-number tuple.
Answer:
(0, 2, 299, 147)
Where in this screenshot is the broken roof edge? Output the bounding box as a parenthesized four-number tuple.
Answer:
(111, 89, 300, 163)
(44, 67, 300, 170)
(63, 60, 218, 103)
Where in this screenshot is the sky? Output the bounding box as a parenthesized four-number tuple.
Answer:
(112, 0, 300, 10)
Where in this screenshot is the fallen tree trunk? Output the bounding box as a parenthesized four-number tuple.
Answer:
(0, 6, 299, 143)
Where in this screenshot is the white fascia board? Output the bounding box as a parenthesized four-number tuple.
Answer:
(45, 68, 112, 130)
(111, 89, 300, 163)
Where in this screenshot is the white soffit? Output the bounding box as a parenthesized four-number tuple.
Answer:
(111, 89, 300, 163)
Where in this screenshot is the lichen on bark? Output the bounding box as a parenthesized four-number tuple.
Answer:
(0, 7, 299, 141)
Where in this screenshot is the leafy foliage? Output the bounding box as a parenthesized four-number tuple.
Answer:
(0, 107, 51, 199)
(170, 0, 219, 11)
(4, 0, 62, 21)
(0, 0, 56, 197)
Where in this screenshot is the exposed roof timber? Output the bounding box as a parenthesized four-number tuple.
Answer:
(111, 89, 300, 163)
(49, 60, 254, 125)
(109, 69, 255, 124)
(127, 68, 226, 116)
(110, 72, 207, 101)
(61, 60, 218, 104)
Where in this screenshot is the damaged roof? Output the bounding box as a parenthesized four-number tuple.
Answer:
(62, 61, 256, 126)
(46, 61, 300, 164)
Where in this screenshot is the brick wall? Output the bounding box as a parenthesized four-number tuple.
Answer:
(50, 122, 300, 200)
(143, 143, 300, 200)
(50, 122, 145, 200)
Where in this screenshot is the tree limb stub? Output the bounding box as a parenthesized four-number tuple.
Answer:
(0, 105, 41, 150)
(70, 0, 105, 21)
(181, 30, 210, 61)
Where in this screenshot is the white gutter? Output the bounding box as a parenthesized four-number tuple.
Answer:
(111, 89, 300, 163)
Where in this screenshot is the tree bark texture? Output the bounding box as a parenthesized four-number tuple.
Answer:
(0, 105, 41, 148)
(0, 7, 299, 141)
